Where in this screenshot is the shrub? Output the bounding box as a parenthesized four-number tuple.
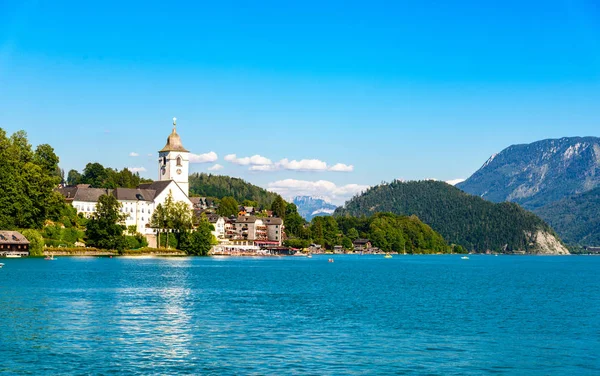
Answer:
(21, 229, 44, 256)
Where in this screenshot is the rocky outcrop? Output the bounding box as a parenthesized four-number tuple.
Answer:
(527, 230, 570, 255)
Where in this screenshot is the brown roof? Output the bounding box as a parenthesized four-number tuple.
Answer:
(112, 188, 156, 201)
(263, 217, 283, 225)
(138, 180, 172, 197)
(236, 216, 258, 223)
(57, 187, 111, 202)
(0, 231, 30, 245)
(206, 214, 222, 223)
(353, 238, 371, 245)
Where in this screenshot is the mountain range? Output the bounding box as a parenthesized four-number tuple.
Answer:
(458, 137, 600, 246)
(457, 137, 600, 209)
(293, 196, 337, 221)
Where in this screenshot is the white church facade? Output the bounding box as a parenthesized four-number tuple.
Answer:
(59, 118, 193, 243)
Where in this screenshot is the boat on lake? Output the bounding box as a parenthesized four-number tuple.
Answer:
(461, 256, 469, 260)
(384, 253, 392, 259)
(0, 263, 4, 268)
(45, 255, 56, 261)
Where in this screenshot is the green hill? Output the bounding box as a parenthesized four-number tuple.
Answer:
(188, 173, 280, 208)
(535, 187, 600, 246)
(335, 180, 568, 254)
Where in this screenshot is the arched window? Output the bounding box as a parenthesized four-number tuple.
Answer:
(176, 156, 182, 166)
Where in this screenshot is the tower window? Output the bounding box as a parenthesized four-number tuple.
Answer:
(176, 156, 182, 166)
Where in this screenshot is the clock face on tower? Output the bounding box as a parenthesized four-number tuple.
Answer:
(176, 169, 182, 175)
(161, 166, 166, 175)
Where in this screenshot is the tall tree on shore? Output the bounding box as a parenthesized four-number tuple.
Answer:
(0, 129, 67, 229)
(86, 194, 127, 251)
(150, 192, 194, 249)
(180, 214, 217, 256)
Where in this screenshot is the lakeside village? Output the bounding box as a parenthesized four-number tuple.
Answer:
(0, 119, 383, 259)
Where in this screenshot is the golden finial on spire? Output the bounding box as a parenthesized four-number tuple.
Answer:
(172, 117, 177, 131)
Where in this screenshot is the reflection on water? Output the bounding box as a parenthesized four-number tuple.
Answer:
(1, 256, 599, 375)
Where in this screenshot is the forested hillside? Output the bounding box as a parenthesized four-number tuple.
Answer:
(335, 180, 568, 254)
(189, 173, 280, 209)
(535, 187, 600, 246)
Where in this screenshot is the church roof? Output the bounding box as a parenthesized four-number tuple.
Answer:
(159, 126, 188, 152)
(57, 180, 187, 204)
(138, 180, 172, 197)
(112, 188, 156, 202)
(57, 187, 111, 202)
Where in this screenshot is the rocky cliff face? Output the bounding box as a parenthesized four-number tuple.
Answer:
(527, 230, 570, 255)
(457, 137, 600, 210)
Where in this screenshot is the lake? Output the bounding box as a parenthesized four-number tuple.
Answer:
(1, 255, 599, 375)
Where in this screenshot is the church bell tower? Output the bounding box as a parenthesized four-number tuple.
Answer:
(158, 117, 189, 196)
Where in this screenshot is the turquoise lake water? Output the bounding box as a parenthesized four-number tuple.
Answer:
(1, 255, 599, 375)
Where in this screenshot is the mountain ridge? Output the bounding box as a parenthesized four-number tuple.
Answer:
(457, 136, 600, 209)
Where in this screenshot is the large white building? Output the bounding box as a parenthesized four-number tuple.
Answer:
(59, 118, 193, 244)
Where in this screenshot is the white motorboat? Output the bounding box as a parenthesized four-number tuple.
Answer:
(0, 263, 4, 268)
(461, 256, 469, 260)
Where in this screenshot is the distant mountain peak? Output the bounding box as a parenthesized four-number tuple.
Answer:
(293, 196, 337, 221)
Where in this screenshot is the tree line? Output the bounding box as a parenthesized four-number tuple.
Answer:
(67, 163, 152, 188)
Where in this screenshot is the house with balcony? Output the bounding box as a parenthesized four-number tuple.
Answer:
(0, 231, 30, 257)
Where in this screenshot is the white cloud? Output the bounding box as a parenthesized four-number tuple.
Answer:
(224, 153, 354, 173)
(189, 151, 218, 163)
(147, 153, 153, 157)
(446, 178, 465, 186)
(208, 164, 224, 171)
(279, 158, 328, 171)
(249, 164, 277, 171)
(267, 179, 369, 205)
(328, 163, 354, 172)
(129, 167, 146, 173)
(224, 154, 272, 166)
(129, 152, 139, 157)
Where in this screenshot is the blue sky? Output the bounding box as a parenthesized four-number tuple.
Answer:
(1, 0, 599, 204)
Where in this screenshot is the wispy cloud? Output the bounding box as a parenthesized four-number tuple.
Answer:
(129, 167, 146, 173)
(208, 164, 224, 171)
(189, 151, 218, 163)
(129, 152, 139, 157)
(267, 179, 369, 205)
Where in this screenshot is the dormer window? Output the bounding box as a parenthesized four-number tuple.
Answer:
(176, 156, 182, 166)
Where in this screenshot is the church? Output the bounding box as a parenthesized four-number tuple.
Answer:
(59, 118, 193, 246)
